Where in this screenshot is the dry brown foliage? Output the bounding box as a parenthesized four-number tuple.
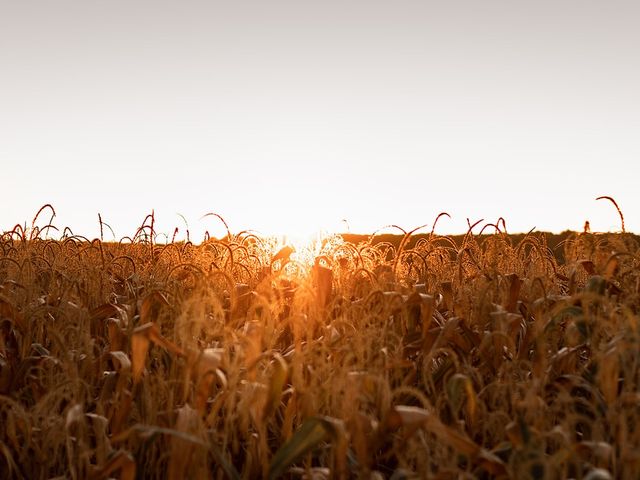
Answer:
(1, 209, 639, 479)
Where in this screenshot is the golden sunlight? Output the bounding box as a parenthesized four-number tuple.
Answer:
(279, 231, 326, 266)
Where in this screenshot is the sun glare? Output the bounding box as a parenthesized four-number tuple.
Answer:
(279, 230, 327, 265)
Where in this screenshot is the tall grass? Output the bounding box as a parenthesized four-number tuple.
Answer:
(0, 207, 639, 479)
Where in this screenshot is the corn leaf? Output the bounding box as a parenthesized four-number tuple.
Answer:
(269, 417, 331, 479)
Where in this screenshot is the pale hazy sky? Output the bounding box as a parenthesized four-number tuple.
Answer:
(1, 0, 638, 240)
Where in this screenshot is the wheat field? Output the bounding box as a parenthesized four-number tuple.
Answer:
(1, 206, 639, 479)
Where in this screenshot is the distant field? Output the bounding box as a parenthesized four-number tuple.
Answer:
(342, 231, 584, 263)
(1, 223, 639, 478)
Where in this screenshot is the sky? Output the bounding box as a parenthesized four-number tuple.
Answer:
(1, 0, 639, 241)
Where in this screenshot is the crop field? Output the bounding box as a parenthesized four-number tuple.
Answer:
(1, 208, 639, 479)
